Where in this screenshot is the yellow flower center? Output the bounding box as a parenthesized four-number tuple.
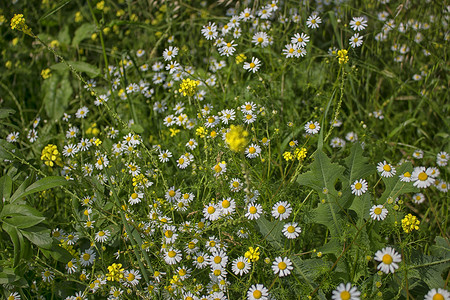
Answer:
(309, 124, 316, 129)
(433, 294, 444, 300)
(131, 193, 138, 199)
(355, 182, 362, 190)
(167, 51, 172, 56)
(287, 226, 295, 233)
(237, 261, 245, 269)
(168, 190, 175, 197)
(127, 273, 135, 281)
(68, 261, 73, 268)
(277, 205, 286, 214)
(197, 256, 205, 263)
(178, 269, 187, 276)
(374, 208, 382, 215)
(214, 165, 222, 173)
(208, 206, 216, 214)
(278, 261, 287, 270)
(249, 62, 255, 68)
(214, 256, 222, 264)
(340, 291, 351, 300)
(257, 37, 263, 43)
(83, 253, 90, 261)
(188, 242, 196, 249)
(249, 147, 256, 154)
(222, 200, 230, 208)
(418, 172, 428, 181)
(356, 21, 361, 26)
(98, 231, 105, 236)
(403, 172, 411, 177)
(253, 290, 262, 299)
(178, 158, 185, 164)
(249, 206, 257, 214)
(382, 254, 393, 265)
(213, 269, 221, 276)
(168, 250, 176, 258)
(232, 181, 239, 188)
(383, 165, 391, 172)
(165, 230, 173, 238)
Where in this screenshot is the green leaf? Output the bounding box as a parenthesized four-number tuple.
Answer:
(348, 193, 372, 226)
(344, 143, 375, 183)
(378, 162, 418, 204)
(41, 241, 72, 263)
(21, 225, 53, 249)
(72, 23, 96, 47)
(2, 215, 45, 229)
(42, 72, 73, 121)
(130, 124, 145, 134)
(408, 250, 450, 289)
(0, 108, 15, 119)
(10, 176, 69, 203)
(430, 236, 450, 258)
(9, 175, 33, 204)
(0, 175, 13, 202)
(39, 0, 71, 20)
(0, 268, 21, 285)
(297, 151, 347, 239)
(255, 216, 284, 250)
(1, 204, 44, 219)
(51, 61, 101, 78)
(2, 223, 22, 267)
(58, 25, 71, 45)
(0, 139, 19, 160)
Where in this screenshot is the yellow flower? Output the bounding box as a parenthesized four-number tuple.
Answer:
(235, 53, 247, 64)
(75, 11, 83, 22)
(10, 14, 31, 35)
(96, 0, 105, 10)
(401, 214, 420, 233)
(178, 78, 200, 97)
(170, 128, 180, 137)
(294, 147, 307, 160)
(244, 246, 260, 262)
(337, 49, 349, 64)
(40, 144, 63, 167)
(106, 263, 125, 282)
(283, 151, 293, 161)
(225, 125, 248, 152)
(41, 68, 51, 79)
(196, 126, 207, 138)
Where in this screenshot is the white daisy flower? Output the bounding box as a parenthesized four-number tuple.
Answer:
(203, 203, 221, 221)
(349, 16, 368, 31)
(424, 288, 450, 300)
(80, 248, 96, 267)
(377, 161, 396, 177)
(331, 282, 361, 300)
(245, 202, 263, 220)
(95, 229, 110, 243)
(271, 201, 292, 220)
(123, 269, 141, 287)
(245, 143, 262, 159)
(282, 222, 302, 239)
(164, 248, 182, 265)
(247, 284, 269, 300)
(351, 179, 368, 196)
(243, 57, 262, 73)
(231, 256, 251, 276)
(272, 257, 293, 277)
(374, 247, 401, 274)
(412, 193, 425, 204)
(305, 121, 320, 135)
(411, 166, 435, 188)
(369, 205, 388, 221)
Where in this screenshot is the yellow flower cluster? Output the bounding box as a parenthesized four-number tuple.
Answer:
(196, 126, 207, 138)
(178, 78, 200, 97)
(106, 263, 125, 282)
(41, 68, 51, 79)
(225, 125, 248, 152)
(401, 214, 420, 233)
(40, 144, 63, 167)
(337, 49, 349, 64)
(245, 246, 260, 262)
(294, 147, 307, 160)
(235, 53, 247, 64)
(283, 151, 293, 161)
(10, 14, 31, 35)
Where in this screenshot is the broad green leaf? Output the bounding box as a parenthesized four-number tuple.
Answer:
(41, 241, 72, 263)
(0, 204, 44, 218)
(344, 143, 375, 183)
(297, 151, 347, 239)
(255, 216, 284, 250)
(430, 236, 450, 258)
(0, 268, 21, 285)
(378, 162, 418, 204)
(348, 193, 372, 226)
(58, 25, 71, 45)
(0, 139, 19, 160)
(130, 124, 145, 134)
(2, 223, 22, 267)
(9, 175, 33, 204)
(408, 250, 450, 289)
(10, 176, 69, 203)
(21, 225, 53, 249)
(42, 71, 73, 121)
(2, 215, 45, 229)
(0, 108, 15, 119)
(0, 175, 13, 202)
(51, 61, 101, 78)
(72, 23, 96, 47)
